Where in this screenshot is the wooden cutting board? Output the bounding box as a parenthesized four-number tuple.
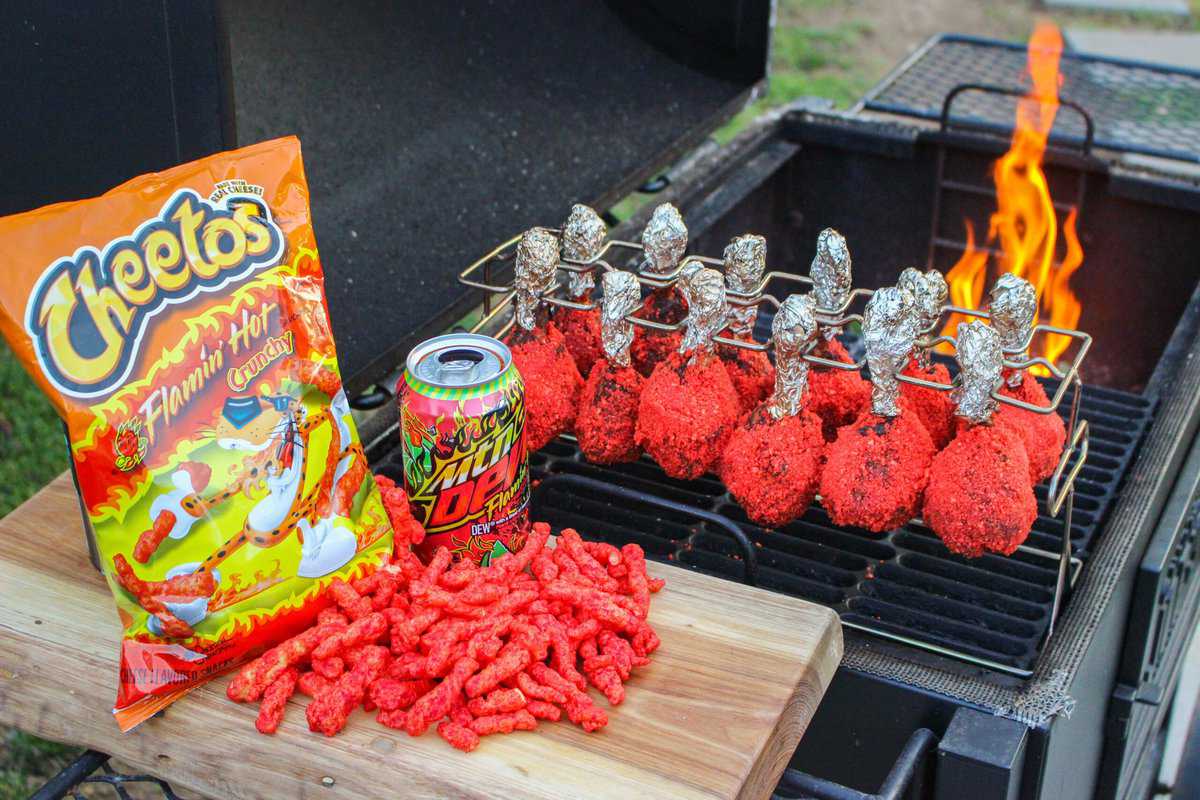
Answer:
(0, 473, 842, 800)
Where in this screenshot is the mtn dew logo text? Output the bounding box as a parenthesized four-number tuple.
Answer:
(400, 334, 530, 564)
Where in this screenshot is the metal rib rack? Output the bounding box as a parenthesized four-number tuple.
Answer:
(446, 218, 1121, 676)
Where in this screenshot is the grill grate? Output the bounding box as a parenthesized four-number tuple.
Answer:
(860, 34, 1200, 164)
(372, 377, 1152, 677)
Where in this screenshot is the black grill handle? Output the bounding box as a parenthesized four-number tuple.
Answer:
(939, 82, 1096, 156)
(774, 728, 937, 800)
(531, 472, 759, 587)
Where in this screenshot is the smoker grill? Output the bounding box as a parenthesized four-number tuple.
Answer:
(15, 3, 1200, 797)
(359, 37, 1200, 800)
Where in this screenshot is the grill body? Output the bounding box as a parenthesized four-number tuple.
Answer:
(360, 90, 1200, 799)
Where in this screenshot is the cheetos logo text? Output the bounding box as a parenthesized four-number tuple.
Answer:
(25, 188, 285, 398)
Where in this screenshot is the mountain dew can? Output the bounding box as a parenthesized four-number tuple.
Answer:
(400, 333, 530, 564)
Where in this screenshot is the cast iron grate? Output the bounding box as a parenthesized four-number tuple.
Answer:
(859, 34, 1200, 164)
(375, 367, 1150, 678)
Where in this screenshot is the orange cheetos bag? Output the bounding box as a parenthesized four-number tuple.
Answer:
(0, 137, 392, 730)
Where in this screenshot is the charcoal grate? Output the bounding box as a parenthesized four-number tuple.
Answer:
(860, 34, 1200, 164)
(372, 379, 1151, 677)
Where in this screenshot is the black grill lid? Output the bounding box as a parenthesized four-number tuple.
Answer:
(226, 0, 770, 394)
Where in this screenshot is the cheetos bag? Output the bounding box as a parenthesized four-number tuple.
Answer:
(0, 137, 393, 730)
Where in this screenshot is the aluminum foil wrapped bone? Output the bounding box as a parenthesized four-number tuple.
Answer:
(768, 293, 818, 420)
(641, 203, 688, 276)
(952, 320, 1004, 424)
(988, 273, 1037, 387)
(863, 286, 918, 418)
(513, 228, 559, 331)
(723, 234, 767, 337)
(599, 270, 642, 368)
(561, 204, 607, 298)
(809, 228, 851, 339)
(897, 267, 949, 368)
(678, 262, 728, 356)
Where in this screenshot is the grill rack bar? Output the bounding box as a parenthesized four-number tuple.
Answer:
(455, 223, 1103, 671)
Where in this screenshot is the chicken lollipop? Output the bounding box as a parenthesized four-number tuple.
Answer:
(719, 294, 825, 527)
(804, 229, 871, 439)
(555, 204, 607, 377)
(576, 270, 646, 464)
(636, 262, 740, 479)
(923, 321, 1038, 557)
(718, 234, 775, 413)
(630, 203, 688, 377)
(897, 267, 955, 448)
(505, 228, 584, 452)
(987, 274, 1067, 484)
(819, 286, 936, 532)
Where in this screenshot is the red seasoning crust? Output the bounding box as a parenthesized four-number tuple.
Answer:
(636, 351, 741, 480)
(923, 423, 1038, 557)
(718, 339, 775, 415)
(900, 359, 956, 449)
(630, 287, 686, 378)
(819, 409, 936, 532)
(994, 371, 1067, 485)
(576, 360, 645, 464)
(226, 522, 665, 751)
(719, 404, 824, 528)
(555, 301, 604, 378)
(507, 323, 585, 453)
(807, 338, 872, 441)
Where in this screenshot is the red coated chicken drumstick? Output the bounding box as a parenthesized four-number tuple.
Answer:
(505, 228, 584, 453)
(630, 203, 688, 377)
(555, 204, 607, 378)
(717, 234, 774, 414)
(819, 286, 936, 532)
(636, 262, 740, 479)
(576, 270, 646, 464)
(719, 293, 824, 528)
(924, 320, 1038, 557)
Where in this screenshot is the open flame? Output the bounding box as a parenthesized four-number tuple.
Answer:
(940, 22, 1083, 372)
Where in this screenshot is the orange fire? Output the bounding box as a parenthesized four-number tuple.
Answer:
(941, 22, 1083, 372)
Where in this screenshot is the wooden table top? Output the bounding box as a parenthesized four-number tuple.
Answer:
(0, 473, 842, 800)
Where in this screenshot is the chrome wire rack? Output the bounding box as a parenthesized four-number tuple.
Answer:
(459, 222, 1095, 657)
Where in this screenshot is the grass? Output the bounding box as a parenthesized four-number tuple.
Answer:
(0, 343, 73, 797)
(0, 342, 67, 517)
